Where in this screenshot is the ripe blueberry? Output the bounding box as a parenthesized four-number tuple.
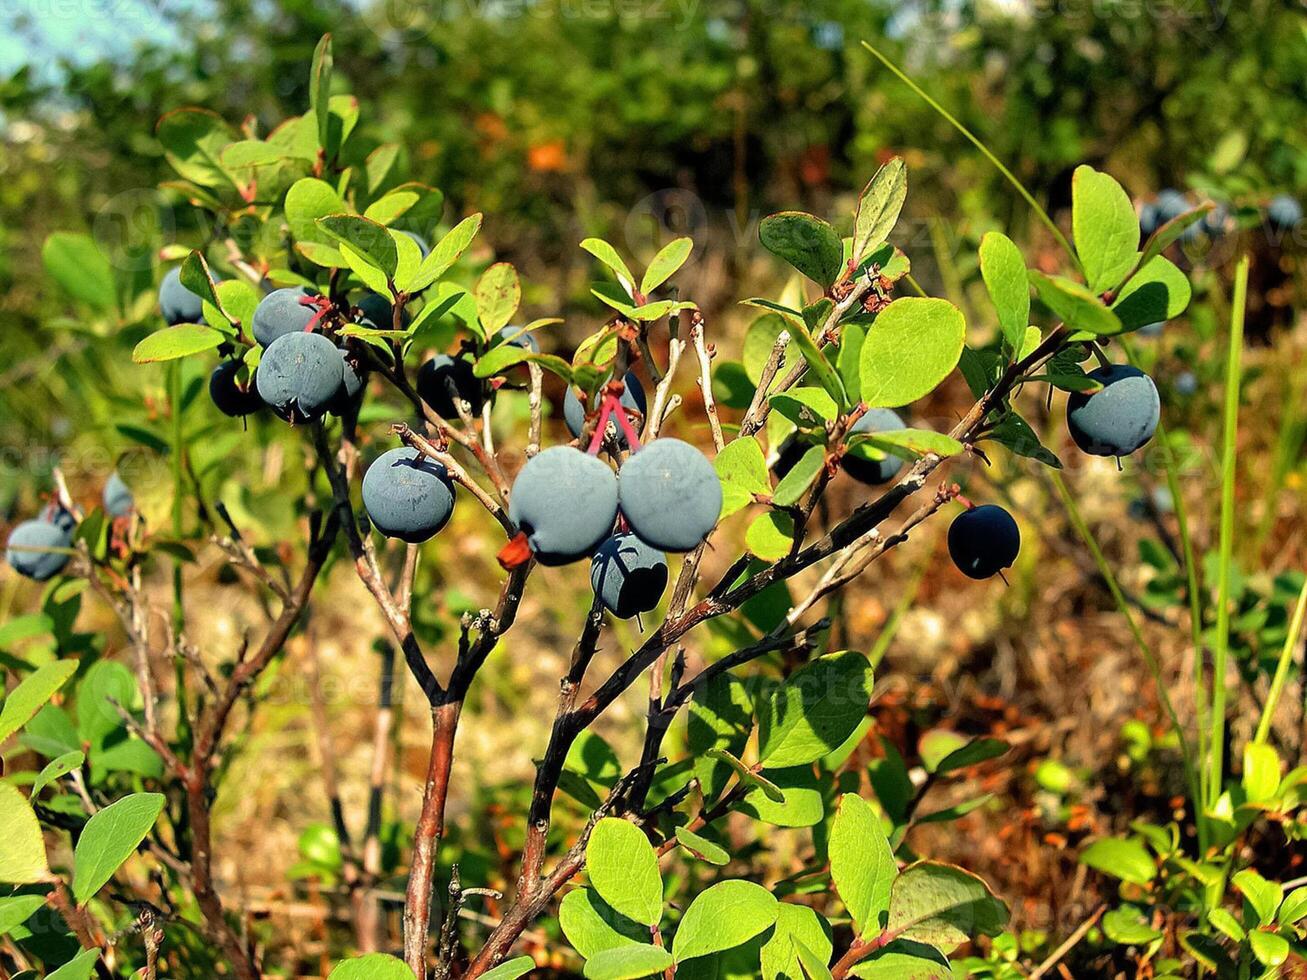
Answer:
(6, 513, 75, 581)
(1066, 364, 1160, 458)
(590, 533, 668, 619)
(255, 331, 345, 423)
(103, 472, 133, 518)
(1155, 188, 1190, 223)
(496, 325, 540, 353)
(417, 354, 484, 419)
(1175, 371, 1198, 397)
(1268, 195, 1303, 233)
(252, 286, 321, 347)
(618, 438, 722, 552)
(209, 361, 263, 417)
(1138, 202, 1160, 238)
(356, 293, 408, 330)
(362, 447, 456, 543)
(159, 267, 206, 326)
(842, 408, 906, 486)
(506, 446, 618, 566)
(564, 373, 646, 448)
(329, 349, 367, 415)
(948, 504, 1020, 580)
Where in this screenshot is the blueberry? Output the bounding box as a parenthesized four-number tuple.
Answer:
(1138, 202, 1160, 238)
(252, 286, 321, 347)
(103, 472, 133, 518)
(495, 325, 540, 353)
(1137, 321, 1164, 338)
(948, 504, 1020, 580)
(1175, 371, 1198, 396)
(507, 446, 618, 565)
(255, 331, 346, 423)
(1066, 365, 1160, 458)
(417, 354, 484, 419)
(773, 437, 808, 479)
(1267, 194, 1303, 233)
(618, 438, 722, 552)
(1204, 204, 1229, 238)
(356, 292, 408, 330)
(1155, 188, 1190, 223)
(6, 516, 74, 581)
(159, 267, 206, 326)
(564, 372, 647, 448)
(842, 408, 906, 485)
(329, 349, 367, 415)
(209, 361, 263, 417)
(361, 447, 456, 543)
(590, 533, 668, 619)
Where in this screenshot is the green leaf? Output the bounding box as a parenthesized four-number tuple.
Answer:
(310, 34, 334, 153)
(1204, 908, 1244, 944)
(740, 766, 824, 826)
(46, 949, 102, 980)
(31, 751, 84, 798)
(286, 178, 348, 244)
(672, 880, 778, 962)
(179, 250, 225, 319)
(410, 214, 483, 292)
(747, 511, 795, 561)
(759, 651, 874, 768)
(0, 785, 48, 883)
(77, 660, 138, 744)
(1248, 930, 1289, 969)
(1233, 869, 1282, 925)
(1136, 206, 1209, 271)
(830, 793, 897, 938)
(475, 263, 521, 334)
(156, 107, 234, 189)
(742, 300, 845, 407)
(855, 428, 963, 460)
(318, 215, 398, 277)
(846, 941, 951, 978)
(1278, 886, 1307, 925)
(132, 323, 226, 363)
(1079, 837, 1155, 886)
(1071, 166, 1139, 293)
(0, 659, 77, 745)
(919, 730, 967, 773)
(72, 792, 166, 903)
(1027, 271, 1122, 336)
(760, 905, 833, 980)
(474, 347, 573, 383)
(885, 861, 1009, 954)
(211, 279, 259, 336)
(760, 212, 845, 289)
(978, 232, 1029, 352)
(772, 445, 826, 508)
(43, 233, 116, 312)
(674, 827, 730, 865)
(584, 944, 672, 980)
(715, 437, 770, 519)
(705, 747, 784, 802)
(0, 894, 46, 936)
(770, 388, 837, 430)
(853, 158, 907, 263)
(581, 239, 636, 296)
(328, 954, 416, 980)
(836, 323, 866, 403)
(795, 939, 835, 980)
(365, 188, 421, 225)
(560, 887, 646, 958)
(686, 674, 755, 803)
(1111, 256, 1191, 331)
(585, 818, 663, 926)
(642, 237, 693, 294)
(988, 413, 1062, 469)
(858, 298, 965, 408)
(480, 956, 537, 980)
(1242, 742, 1281, 803)
(933, 737, 1009, 775)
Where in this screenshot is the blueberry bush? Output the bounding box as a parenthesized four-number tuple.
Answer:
(2, 31, 1305, 980)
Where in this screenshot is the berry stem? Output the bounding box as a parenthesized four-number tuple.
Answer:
(610, 393, 643, 450)
(586, 400, 614, 455)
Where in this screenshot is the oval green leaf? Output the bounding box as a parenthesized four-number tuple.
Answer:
(585, 818, 663, 926)
(672, 880, 778, 962)
(72, 792, 166, 903)
(859, 298, 965, 408)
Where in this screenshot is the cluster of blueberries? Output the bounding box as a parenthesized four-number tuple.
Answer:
(1139, 189, 1302, 242)
(5, 474, 134, 581)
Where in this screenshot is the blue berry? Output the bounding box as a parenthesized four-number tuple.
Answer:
(209, 361, 263, 417)
(255, 331, 345, 423)
(356, 293, 408, 330)
(417, 354, 484, 419)
(496, 325, 540, 353)
(948, 505, 1020, 580)
(159, 267, 206, 326)
(1175, 371, 1197, 397)
(618, 438, 722, 552)
(1155, 189, 1190, 223)
(6, 515, 74, 581)
(1138, 321, 1164, 338)
(1138, 202, 1160, 238)
(252, 286, 320, 347)
(842, 408, 906, 486)
(590, 533, 668, 619)
(508, 447, 618, 565)
(1067, 365, 1160, 458)
(329, 349, 367, 415)
(1268, 195, 1303, 233)
(103, 472, 133, 518)
(564, 373, 646, 448)
(362, 447, 456, 543)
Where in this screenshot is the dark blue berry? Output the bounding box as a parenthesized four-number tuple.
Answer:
(496, 325, 540, 353)
(209, 361, 263, 417)
(103, 472, 133, 518)
(159, 267, 206, 326)
(590, 533, 668, 619)
(564, 373, 646, 448)
(417, 354, 484, 419)
(842, 408, 906, 486)
(948, 505, 1020, 580)
(362, 447, 456, 543)
(255, 331, 345, 423)
(1066, 365, 1159, 458)
(1268, 195, 1303, 233)
(618, 438, 722, 552)
(252, 286, 320, 347)
(6, 516, 74, 581)
(508, 447, 618, 565)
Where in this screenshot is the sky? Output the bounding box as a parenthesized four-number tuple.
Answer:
(0, 0, 191, 79)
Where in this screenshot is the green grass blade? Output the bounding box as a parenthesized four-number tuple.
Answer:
(1207, 254, 1249, 808)
(1253, 579, 1307, 746)
(861, 40, 1081, 275)
(1052, 470, 1198, 814)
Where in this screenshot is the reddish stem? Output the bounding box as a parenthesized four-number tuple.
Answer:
(586, 400, 614, 455)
